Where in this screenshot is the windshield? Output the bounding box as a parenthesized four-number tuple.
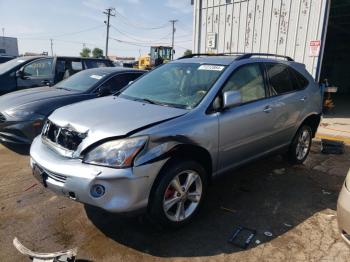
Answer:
(55, 70, 106, 92)
(120, 63, 226, 109)
(0, 57, 29, 74)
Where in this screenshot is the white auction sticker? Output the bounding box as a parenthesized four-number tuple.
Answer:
(198, 65, 225, 71)
(90, 74, 104, 80)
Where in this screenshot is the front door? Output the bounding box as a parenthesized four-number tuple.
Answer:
(218, 63, 276, 172)
(17, 58, 54, 90)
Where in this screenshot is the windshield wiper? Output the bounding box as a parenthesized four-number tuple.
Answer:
(55, 87, 72, 91)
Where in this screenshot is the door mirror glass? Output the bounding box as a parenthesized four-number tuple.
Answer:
(223, 91, 242, 109)
(97, 86, 111, 97)
(15, 69, 24, 79)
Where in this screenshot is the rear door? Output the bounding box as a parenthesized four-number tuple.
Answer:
(218, 63, 277, 171)
(264, 63, 309, 146)
(17, 58, 54, 89)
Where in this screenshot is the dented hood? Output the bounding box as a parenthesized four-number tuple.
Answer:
(48, 96, 188, 150)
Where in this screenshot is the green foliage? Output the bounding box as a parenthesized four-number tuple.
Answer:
(92, 48, 104, 58)
(80, 47, 91, 58)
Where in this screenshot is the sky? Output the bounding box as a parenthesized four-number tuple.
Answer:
(0, 0, 194, 58)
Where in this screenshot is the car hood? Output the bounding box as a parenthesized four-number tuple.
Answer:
(48, 96, 188, 152)
(0, 87, 80, 112)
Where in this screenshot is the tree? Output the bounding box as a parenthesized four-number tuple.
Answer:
(80, 47, 91, 58)
(92, 47, 104, 58)
(183, 49, 192, 56)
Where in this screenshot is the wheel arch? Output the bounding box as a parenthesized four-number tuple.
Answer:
(299, 113, 322, 138)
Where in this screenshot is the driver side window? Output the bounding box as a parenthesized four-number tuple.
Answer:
(222, 63, 266, 103)
(23, 58, 53, 77)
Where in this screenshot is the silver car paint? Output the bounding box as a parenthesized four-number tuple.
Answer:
(30, 57, 322, 212)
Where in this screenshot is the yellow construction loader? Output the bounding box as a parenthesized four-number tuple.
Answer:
(137, 46, 172, 70)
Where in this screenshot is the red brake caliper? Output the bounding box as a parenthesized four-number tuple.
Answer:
(165, 186, 176, 199)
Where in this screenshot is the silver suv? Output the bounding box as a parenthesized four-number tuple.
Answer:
(30, 54, 322, 227)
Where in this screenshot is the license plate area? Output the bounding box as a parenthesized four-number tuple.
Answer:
(32, 164, 48, 187)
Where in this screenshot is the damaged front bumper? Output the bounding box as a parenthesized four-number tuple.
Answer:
(30, 136, 166, 213)
(0, 119, 42, 144)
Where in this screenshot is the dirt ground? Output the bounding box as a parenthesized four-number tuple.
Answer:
(0, 140, 349, 262)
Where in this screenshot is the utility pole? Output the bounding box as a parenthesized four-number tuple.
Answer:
(103, 8, 115, 58)
(170, 20, 178, 60)
(50, 39, 53, 56)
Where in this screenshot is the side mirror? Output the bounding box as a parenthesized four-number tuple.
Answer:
(15, 69, 24, 79)
(97, 86, 111, 97)
(222, 91, 242, 109)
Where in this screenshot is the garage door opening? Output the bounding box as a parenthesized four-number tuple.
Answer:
(321, 0, 350, 118)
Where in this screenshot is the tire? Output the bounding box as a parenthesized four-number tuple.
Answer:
(148, 159, 208, 228)
(287, 124, 312, 164)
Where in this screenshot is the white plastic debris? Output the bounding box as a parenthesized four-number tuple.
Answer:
(255, 240, 261, 244)
(283, 223, 292, 228)
(13, 237, 77, 262)
(264, 231, 273, 237)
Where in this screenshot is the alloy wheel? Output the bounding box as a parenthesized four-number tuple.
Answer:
(296, 129, 311, 160)
(162, 170, 203, 222)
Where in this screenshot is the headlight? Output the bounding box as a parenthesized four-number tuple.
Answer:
(83, 136, 148, 168)
(4, 109, 44, 120)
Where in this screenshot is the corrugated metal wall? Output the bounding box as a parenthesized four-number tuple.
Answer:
(193, 0, 330, 80)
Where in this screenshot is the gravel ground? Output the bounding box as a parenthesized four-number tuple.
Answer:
(0, 140, 349, 261)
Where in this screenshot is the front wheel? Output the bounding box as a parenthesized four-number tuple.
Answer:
(287, 125, 312, 164)
(148, 160, 207, 228)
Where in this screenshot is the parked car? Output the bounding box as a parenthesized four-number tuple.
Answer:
(0, 55, 16, 64)
(337, 168, 350, 245)
(0, 67, 145, 144)
(0, 56, 114, 95)
(30, 53, 322, 227)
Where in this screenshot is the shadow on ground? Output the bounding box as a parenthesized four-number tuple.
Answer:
(1, 142, 30, 155)
(86, 143, 345, 258)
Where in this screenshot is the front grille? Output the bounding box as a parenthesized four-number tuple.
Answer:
(0, 113, 6, 123)
(42, 120, 86, 152)
(45, 169, 67, 183)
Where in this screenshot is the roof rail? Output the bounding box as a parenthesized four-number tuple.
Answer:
(178, 52, 294, 61)
(236, 53, 294, 61)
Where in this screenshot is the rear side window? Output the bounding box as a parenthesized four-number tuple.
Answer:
(84, 60, 110, 69)
(266, 63, 297, 95)
(289, 67, 309, 90)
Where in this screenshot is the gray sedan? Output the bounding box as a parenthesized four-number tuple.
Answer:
(0, 67, 145, 145)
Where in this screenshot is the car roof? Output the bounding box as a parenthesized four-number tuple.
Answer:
(15, 56, 112, 61)
(78, 67, 146, 75)
(173, 53, 302, 67)
(172, 56, 239, 66)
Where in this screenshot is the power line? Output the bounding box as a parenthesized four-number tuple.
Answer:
(110, 24, 171, 43)
(103, 8, 116, 58)
(114, 10, 170, 30)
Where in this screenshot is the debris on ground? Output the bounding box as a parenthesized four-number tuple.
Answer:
(321, 139, 344, 155)
(273, 168, 286, 175)
(255, 240, 261, 245)
(264, 231, 273, 237)
(220, 206, 237, 213)
(24, 183, 38, 192)
(228, 226, 256, 249)
(322, 189, 332, 195)
(13, 237, 77, 262)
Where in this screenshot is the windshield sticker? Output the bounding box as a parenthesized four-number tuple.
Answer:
(198, 65, 225, 71)
(90, 74, 104, 80)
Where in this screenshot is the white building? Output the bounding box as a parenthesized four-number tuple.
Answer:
(0, 36, 19, 57)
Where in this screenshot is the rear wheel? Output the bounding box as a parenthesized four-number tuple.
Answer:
(288, 125, 312, 164)
(148, 160, 207, 228)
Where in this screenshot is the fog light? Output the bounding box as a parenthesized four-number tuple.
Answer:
(90, 184, 105, 198)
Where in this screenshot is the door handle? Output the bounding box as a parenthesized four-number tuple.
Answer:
(300, 96, 307, 102)
(263, 106, 272, 113)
